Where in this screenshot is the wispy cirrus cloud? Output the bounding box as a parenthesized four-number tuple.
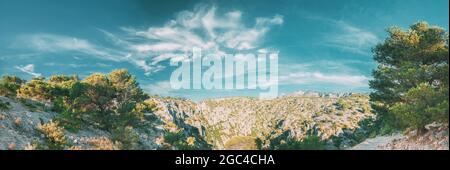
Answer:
(13, 5, 283, 76)
(323, 21, 379, 55)
(13, 33, 162, 74)
(117, 5, 283, 69)
(302, 13, 379, 55)
(17, 33, 124, 61)
(15, 64, 42, 77)
(142, 81, 176, 96)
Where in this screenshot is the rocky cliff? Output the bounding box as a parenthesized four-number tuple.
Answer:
(6, 92, 446, 150)
(149, 93, 376, 150)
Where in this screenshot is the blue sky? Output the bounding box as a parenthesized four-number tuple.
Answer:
(0, 0, 448, 101)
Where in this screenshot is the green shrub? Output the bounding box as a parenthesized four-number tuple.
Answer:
(335, 99, 350, 110)
(276, 135, 326, 150)
(17, 77, 52, 102)
(56, 110, 83, 133)
(0, 76, 25, 97)
(111, 126, 139, 150)
(361, 104, 371, 113)
(19, 99, 45, 112)
(390, 83, 448, 133)
(0, 101, 10, 111)
(163, 131, 191, 150)
(162, 130, 205, 150)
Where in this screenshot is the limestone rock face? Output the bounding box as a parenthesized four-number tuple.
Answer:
(150, 94, 375, 150)
(0, 94, 377, 150)
(350, 122, 449, 150)
(1, 96, 55, 149)
(193, 95, 374, 149)
(380, 123, 449, 150)
(0, 96, 200, 150)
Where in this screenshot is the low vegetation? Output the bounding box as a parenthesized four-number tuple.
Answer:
(87, 137, 121, 150)
(0, 100, 10, 111)
(162, 130, 200, 150)
(37, 121, 67, 149)
(1, 70, 164, 149)
(224, 136, 258, 150)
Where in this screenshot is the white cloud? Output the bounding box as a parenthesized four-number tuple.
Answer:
(22, 33, 124, 61)
(303, 14, 379, 55)
(325, 21, 380, 55)
(142, 81, 176, 96)
(278, 62, 370, 87)
(43, 62, 87, 68)
(14, 33, 163, 73)
(15, 64, 42, 77)
(280, 72, 369, 87)
(324, 21, 379, 55)
(118, 5, 283, 71)
(134, 43, 183, 52)
(15, 5, 283, 76)
(94, 63, 112, 67)
(336, 21, 379, 46)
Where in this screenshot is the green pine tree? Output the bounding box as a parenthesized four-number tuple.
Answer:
(370, 22, 449, 134)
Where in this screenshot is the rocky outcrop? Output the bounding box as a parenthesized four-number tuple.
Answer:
(350, 123, 449, 150)
(0, 96, 201, 150)
(0, 96, 56, 149)
(350, 134, 403, 150)
(150, 97, 211, 149)
(151, 94, 375, 150)
(380, 123, 449, 150)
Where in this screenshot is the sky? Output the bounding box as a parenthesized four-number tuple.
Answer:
(0, 0, 449, 101)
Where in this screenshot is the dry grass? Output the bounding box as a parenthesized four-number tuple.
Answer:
(68, 146, 82, 150)
(87, 137, 121, 150)
(8, 143, 16, 150)
(24, 143, 38, 150)
(37, 120, 66, 146)
(14, 117, 22, 126)
(186, 136, 196, 146)
(224, 136, 257, 150)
